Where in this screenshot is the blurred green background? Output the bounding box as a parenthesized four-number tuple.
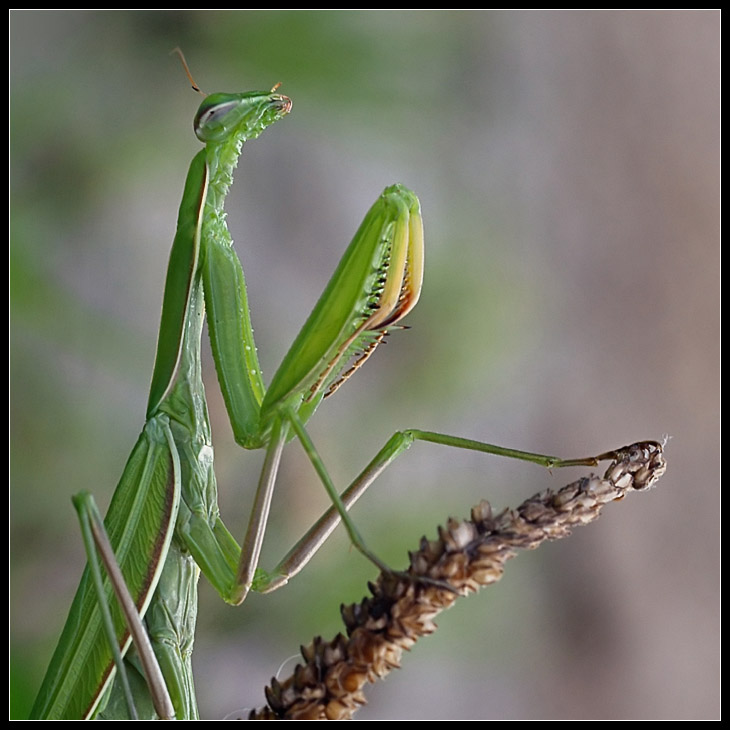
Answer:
(10, 10, 720, 720)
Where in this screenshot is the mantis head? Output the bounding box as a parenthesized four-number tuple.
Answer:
(193, 91, 292, 144)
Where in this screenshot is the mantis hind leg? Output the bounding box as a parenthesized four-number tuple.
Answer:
(258, 429, 620, 592)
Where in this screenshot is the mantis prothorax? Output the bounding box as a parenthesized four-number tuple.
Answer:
(30, 68, 613, 720)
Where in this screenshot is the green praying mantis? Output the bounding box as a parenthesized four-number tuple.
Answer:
(29, 60, 614, 720)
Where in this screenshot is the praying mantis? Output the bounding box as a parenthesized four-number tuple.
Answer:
(29, 62, 613, 720)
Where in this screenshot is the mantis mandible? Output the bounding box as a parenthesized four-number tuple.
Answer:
(30, 62, 610, 720)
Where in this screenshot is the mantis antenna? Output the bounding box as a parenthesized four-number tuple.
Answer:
(170, 47, 205, 95)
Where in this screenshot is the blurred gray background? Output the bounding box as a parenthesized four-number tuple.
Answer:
(10, 10, 719, 721)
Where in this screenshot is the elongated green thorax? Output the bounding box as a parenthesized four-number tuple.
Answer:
(261, 184, 424, 426)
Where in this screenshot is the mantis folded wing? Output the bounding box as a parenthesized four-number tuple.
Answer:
(30, 76, 615, 720)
